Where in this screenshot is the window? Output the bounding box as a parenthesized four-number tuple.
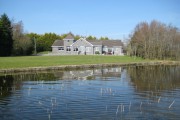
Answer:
(66, 46, 71, 51)
(108, 48, 112, 54)
(108, 48, 112, 52)
(73, 47, 78, 51)
(58, 47, 64, 50)
(95, 47, 99, 51)
(86, 47, 91, 52)
(115, 48, 120, 52)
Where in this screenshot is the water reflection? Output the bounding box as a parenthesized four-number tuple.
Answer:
(0, 67, 122, 100)
(127, 65, 180, 91)
(0, 75, 14, 98)
(53, 67, 122, 80)
(127, 66, 180, 98)
(0, 65, 179, 120)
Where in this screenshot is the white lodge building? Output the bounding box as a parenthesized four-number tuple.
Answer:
(51, 33, 124, 55)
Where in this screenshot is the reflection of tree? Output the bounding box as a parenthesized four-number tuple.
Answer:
(12, 72, 57, 81)
(0, 72, 58, 99)
(127, 65, 180, 97)
(0, 75, 14, 98)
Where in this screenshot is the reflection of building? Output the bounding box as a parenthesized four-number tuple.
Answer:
(54, 70, 93, 80)
(53, 67, 122, 80)
(70, 70, 93, 80)
(101, 67, 122, 77)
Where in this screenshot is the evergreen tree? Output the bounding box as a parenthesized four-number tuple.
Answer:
(0, 14, 13, 56)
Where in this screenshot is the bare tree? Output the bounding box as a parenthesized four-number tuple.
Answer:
(12, 21, 33, 55)
(128, 20, 180, 60)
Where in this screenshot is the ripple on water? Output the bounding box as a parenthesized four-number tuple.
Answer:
(0, 66, 180, 120)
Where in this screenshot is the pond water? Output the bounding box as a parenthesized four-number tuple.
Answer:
(0, 65, 180, 120)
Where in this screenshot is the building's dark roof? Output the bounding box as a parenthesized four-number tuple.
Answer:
(52, 40, 64, 46)
(102, 40, 123, 47)
(87, 40, 123, 47)
(64, 33, 74, 39)
(87, 40, 102, 46)
(52, 39, 123, 47)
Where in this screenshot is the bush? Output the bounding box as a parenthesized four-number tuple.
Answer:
(95, 51, 100, 54)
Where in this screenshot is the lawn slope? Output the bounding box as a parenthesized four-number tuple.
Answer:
(0, 55, 145, 69)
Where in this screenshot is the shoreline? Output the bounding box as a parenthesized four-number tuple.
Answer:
(0, 61, 180, 73)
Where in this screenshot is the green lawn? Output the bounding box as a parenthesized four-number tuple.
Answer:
(0, 55, 147, 69)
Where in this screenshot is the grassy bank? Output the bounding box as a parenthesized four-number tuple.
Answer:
(0, 55, 146, 69)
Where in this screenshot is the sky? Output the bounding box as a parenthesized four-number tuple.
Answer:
(0, 0, 180, 40)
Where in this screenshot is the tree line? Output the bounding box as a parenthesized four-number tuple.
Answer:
(127, 20, 180, 60)
(1, 14, 179, 60)
(0, 13, 110, 56)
